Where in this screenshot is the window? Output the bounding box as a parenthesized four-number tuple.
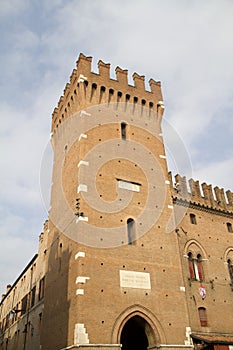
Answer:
(195, 254, 204, 282)
(198, 307, 208, 326)
(38, 312, 43, 332)
(38, 277, 45, 301)
(190, 213, 197, 225)
(227, 222, 233, 233)
(188, 252, 204, 282)
(227, 259, 233, 284)
(127, 218, 135, 245)
(188, 252, 195, 279)
(21, 295, 28, 315)
(121, 122, 127, 140)
(31, 286, 36, 308)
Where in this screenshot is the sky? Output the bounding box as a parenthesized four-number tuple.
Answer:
(0, 0, 233, 296)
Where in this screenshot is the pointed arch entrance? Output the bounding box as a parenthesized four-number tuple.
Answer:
(112, 305, 166, 349)
(120, 315, 149, 350)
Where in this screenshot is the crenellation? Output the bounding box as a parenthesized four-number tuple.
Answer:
(133, 72, 145, 90)
(174, 174, 189, 198)
(202, 183, 215, 207)
(188, 178, 202, 200)
(52, 107, 58, 124)
(76, 53, 92, 75)
(98, 60, 110, 79)
(51, 54, 164, 132)
(64, 83, 71, 100)
(58, 95, 64, 111)
(214, 187, 227, 209)
(171, 174, 233, 213)
(149, 78, 161, 93)
(115, 66, 128, 85)
(226, 190, 233, 206)
(70, 69, 77, 85)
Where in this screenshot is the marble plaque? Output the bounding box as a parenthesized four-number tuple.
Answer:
(120, 270, 151, 289)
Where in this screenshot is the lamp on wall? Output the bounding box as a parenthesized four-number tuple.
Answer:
(10, 308, 25, 314)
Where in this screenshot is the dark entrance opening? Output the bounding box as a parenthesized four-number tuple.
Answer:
(120, 316, 149, 350)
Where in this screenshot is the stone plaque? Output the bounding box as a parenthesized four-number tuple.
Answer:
(120, 270, 151, 289)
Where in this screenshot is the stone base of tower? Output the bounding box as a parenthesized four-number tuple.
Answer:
(60, 344, 122, 350)
(60, 344, 194, 350)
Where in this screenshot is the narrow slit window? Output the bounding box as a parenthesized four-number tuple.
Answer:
(227, 222, 233, 233)
(38, 277, 45, 301)
(121, 122, 127, 140)
(127, 218, 135, 245)
(30, 286, 36, 308)
(190, 213, 197, 225)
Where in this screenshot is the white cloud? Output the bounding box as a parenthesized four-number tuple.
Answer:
(0, 0, 29, 18)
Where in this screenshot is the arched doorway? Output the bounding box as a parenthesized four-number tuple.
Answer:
(120, 316, 150, 350)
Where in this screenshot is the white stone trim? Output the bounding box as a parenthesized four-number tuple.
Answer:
(80, 110, 91, 117)
(76, 289, 84, 295)
(76, 216, 88, 223)
(76, 276, 90, 284)
(78, 160, 89, 167)
(78, 184, 88, 193)
(78, 74, 87, 83)
(75, 252, 85, 260)
(79, 133, 87, 141)
(74, 323, 89, 345)
(158, 100, 165, 108)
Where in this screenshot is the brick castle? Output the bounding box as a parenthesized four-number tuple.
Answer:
(0, 54, 233, 350)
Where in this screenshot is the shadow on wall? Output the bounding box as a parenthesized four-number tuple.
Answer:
(41, 231, 71, 350)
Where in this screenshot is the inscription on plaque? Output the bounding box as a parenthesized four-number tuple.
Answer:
(120, 270, 151, 289)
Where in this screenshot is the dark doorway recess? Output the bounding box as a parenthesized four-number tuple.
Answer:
(120, 316, 149, 350)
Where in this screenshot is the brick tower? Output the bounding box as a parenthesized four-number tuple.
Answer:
(41, 53, 191, 350)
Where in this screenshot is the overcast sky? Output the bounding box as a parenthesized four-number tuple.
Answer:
(1, 0, 233, 296)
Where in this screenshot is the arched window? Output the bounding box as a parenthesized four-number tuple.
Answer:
(198, 307, 208, 326)
(127, 218, 135, 245)
(190, 213, 197, 225)
(188, 252, 204, 282)
(121, 122, 127, 140)
(227, 259, 233, 284)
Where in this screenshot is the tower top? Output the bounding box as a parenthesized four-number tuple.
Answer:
(51, 53, 164, 132)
